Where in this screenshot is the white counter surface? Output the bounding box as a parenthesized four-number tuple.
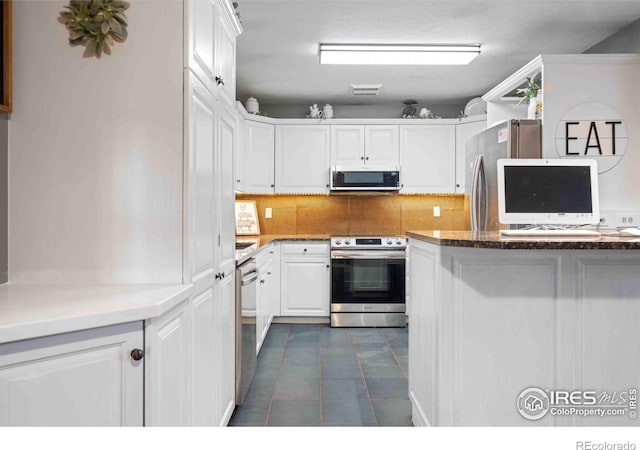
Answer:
(0, 283, 193, 344)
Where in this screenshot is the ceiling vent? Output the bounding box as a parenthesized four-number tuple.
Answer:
(351, 84, 382, 96)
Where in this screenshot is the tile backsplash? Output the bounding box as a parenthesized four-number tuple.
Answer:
(235, 193, 467, 235)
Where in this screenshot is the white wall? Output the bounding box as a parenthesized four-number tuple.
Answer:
(585, 18, 640, 53)
(9, 1, 184, 283)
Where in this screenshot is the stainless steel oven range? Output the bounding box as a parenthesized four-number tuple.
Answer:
(330, 236, 406, 327)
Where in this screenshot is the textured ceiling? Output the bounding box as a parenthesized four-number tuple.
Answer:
(235, 0, 640, 109)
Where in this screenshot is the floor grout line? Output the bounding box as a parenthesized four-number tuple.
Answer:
(350, 328, 379, 426)
(264, 323, 291, 426)
(382, 329, 409, 381)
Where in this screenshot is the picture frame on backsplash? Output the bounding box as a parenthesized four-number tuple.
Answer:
(235, 200, 260, 235)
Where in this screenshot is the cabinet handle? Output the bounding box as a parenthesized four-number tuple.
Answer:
(131, 349, 145, 361)
(267, 271, 272, 275)
(360, 156, 364, 160)
(215, 76, 225, 86)
(215, 273, 221, 280)
(237, 179, 241, 183)
(365, 156, 369, 160)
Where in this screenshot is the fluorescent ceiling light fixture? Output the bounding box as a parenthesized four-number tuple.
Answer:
(319, 44, 481, 65)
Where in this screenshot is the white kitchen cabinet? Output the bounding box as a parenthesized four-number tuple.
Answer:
(217, 107, 237, 265)
(145, 301, 190, 426)
(184, 71, 217, 285)
(214, 259, 236, 425)
(0, 322, 144, 426)
(235, 110, 246, 192)
(256, 250, 273, 354)
(185, 0, 241, 114)
(189, 287, 216, 426)
(241, 120, 275, 193)
(214, 0, 239, 115)
(275, 125, 330, 194)
(280, 242, 330, 317)
(331, 125, 399, 167)
(399, 125, 456, 193)
(455, 117, 486, 193)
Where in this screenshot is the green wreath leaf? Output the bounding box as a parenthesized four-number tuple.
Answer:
(59, 0, 129, 58)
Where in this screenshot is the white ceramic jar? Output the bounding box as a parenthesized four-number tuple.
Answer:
(323, 104, 334, 119)
(245, 97, 259, 114)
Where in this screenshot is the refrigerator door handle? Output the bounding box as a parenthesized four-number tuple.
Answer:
(470, 155, 483, 231)
(477, 156, 487, 230)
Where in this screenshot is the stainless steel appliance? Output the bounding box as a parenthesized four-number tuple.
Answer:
(465, 119, 541, 230)
(330, 236, 406, 327)
(235, 257, 258, 405)
(331, 166, 400, 191)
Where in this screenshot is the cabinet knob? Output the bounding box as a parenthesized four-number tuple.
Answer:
(237, 179, 241, 183)
(303, 248, 307, 252)
(270, 184, 275, 188)
(360, 156, 364, 160)
(365, 156, 369, 160)
(456, 184, 460, 188)
(260, 279, 265, 284)
(326, 184, 330, 188)
(131, 349, 145, 361)
(215, 273, 222, 280)
(267, 271, 272, 275)
(326, 264, 330, 269)
(215, 76, 225, 86)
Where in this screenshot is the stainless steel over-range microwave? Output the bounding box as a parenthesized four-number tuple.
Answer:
(330, 166, 401, 191)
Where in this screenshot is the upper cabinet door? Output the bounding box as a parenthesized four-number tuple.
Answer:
(217, 108, 236, 264)
(185, 0, 217, 94)
(243, 120, 275, 193)
(454, 119, 486, 193)
(364, 125, 399, 166)
(184, 71, 217, 284)
(276, 125, 331, 194)
(215, 1, 238, 114)
(399, 125, 456, 194)
(330, 125, 365, 166)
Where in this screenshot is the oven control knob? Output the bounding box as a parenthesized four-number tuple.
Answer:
(396, 239, 403, 245)
(344, 239, 351, 245)
(386, 239, 392, 245)
(335, 239, 342, 245)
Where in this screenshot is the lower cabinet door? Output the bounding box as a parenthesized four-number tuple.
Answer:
(144, 301, 190, 426)
(281, 257, 330, 316)
(0, 322, 144, 426)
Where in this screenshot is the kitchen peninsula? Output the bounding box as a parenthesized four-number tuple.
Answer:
(407, 230, 640, 427)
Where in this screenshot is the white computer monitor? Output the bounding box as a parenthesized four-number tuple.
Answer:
(497, 158, 600, 226)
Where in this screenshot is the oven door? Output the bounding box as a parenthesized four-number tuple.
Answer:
(330, 250, 405, 313)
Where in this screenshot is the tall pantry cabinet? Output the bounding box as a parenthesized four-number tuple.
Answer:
(146, 0, 241, 427)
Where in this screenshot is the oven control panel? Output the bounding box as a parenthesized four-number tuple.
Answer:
(331, 236, 407, 249)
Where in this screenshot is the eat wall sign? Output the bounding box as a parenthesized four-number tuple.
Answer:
(555, 102, 627, 173)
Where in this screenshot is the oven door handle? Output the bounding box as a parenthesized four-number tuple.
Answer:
(330, 250, 406, 260)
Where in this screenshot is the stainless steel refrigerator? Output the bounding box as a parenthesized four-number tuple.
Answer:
(464, 119, 542, 230)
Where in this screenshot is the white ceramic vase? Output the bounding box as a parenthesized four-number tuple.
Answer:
(527, 98, 537, 119)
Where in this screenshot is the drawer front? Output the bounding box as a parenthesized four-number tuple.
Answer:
(280, 242, 329, 257)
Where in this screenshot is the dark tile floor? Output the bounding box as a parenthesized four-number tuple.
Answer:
(229, 324, 411, 427)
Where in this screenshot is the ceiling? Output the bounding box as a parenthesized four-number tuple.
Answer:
(234, 0, 640, 111)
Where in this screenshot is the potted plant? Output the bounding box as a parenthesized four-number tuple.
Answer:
(516, 76, 541, 119)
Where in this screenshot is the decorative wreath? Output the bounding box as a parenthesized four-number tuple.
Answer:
(59, 0, 130, 58)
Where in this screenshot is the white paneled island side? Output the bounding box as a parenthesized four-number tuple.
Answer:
(407, 231, 640, 427)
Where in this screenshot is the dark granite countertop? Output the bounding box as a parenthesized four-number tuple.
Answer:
(406, 230, 640, 250)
